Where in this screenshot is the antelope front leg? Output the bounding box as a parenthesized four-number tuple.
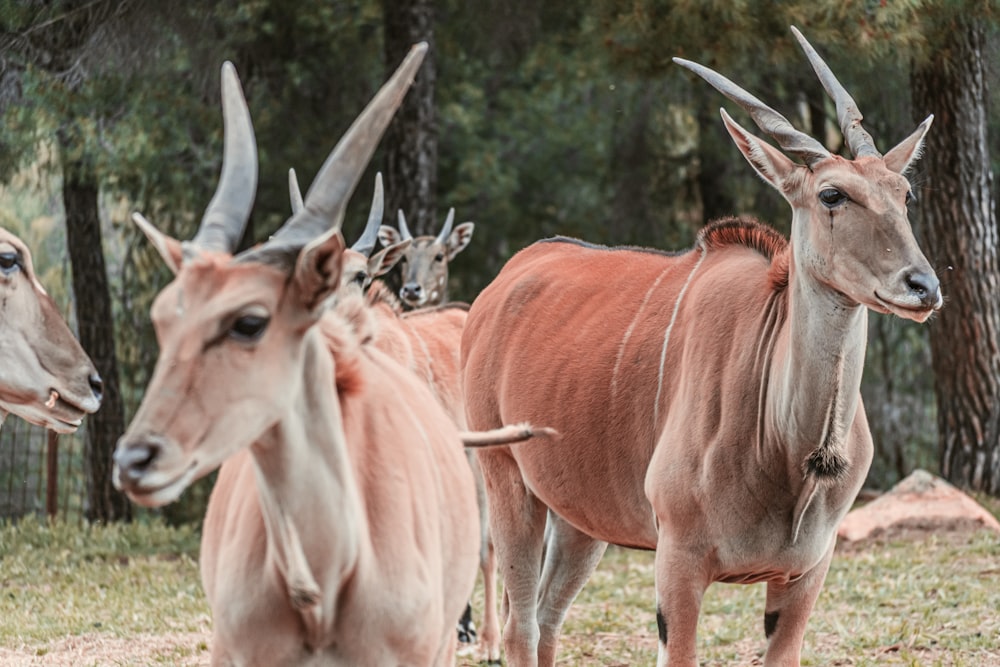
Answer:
(762, 541, 835, 666)
(654, 538, 709, 667)
(477, 449, 548, 667)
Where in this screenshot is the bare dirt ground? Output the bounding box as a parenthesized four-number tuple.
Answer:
(0, 632, 211, 667)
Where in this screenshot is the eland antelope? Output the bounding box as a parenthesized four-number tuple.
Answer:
(461, 27, 941, 667)
(366, 281, 502, 662)
(288, 168, 410, 295)
(290, 170, 504, 662)
(377, 207, 474, 308)
(0, 227, 102, 433)
(113, 46, 485, 666)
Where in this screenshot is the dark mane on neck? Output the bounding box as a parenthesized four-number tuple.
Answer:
(697, 216, 791, 292)
(696, 216, 788, 260)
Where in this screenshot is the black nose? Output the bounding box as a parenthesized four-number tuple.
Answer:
(89, 372, 104, 403)
(114, 440, 161, 484)
(905, 271, 941, 308)
(401, 283, 423, 300)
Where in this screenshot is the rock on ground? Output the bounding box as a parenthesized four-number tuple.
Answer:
(838, 468, 1000, 543)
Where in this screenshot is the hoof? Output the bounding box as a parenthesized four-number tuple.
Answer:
(457, 602, 477, 644)
(456, 623, 477, 644)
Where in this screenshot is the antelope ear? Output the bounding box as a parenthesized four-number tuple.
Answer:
(378, 225, 402, 248)
(720, 109, 797, 195)
(446, 222, 475, 260)
(369, 239, 411, 278)
(883, 115, 933, 175)
(132, 212, 183, 274)
(293, 227, 346, 313)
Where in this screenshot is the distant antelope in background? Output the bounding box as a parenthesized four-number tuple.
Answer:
(378, 208, 474, 308)
(0, 227, 102, 433)
(290, 170, 504, 663)
(288, 168, 410, 295)
(462, 27, 940, 667)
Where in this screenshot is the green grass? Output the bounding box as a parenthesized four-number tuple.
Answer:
(1, 519, 998, 665)
(0, 519, 208, 665)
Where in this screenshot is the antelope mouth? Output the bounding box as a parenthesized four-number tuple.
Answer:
(44, 390, 91, 432)
(873, 291, 940, 322)
(114, 460, 199, 508)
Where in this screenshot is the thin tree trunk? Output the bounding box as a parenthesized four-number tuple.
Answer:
(382, 0, 437, 236)
(912, 18, 1000, 494)
(59, 132, 131, 522)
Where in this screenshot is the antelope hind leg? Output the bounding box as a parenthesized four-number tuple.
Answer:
(477, 448, 549, 667)
(535, 513, 608, 667)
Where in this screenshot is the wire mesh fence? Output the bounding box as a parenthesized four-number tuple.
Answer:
(0, 417, 88, 522)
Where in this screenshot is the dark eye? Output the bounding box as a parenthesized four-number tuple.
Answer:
(352, 271, 368, 286)
(0, 252, 20, 275)
(434, 253, 445, 262)
(905, 190, 916, 206)
(819, 188, 848, 208)
(229, 314, 269, 342)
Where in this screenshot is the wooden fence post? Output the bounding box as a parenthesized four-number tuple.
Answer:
(46, 430, 59, 519)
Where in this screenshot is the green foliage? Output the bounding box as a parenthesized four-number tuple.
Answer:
(2, 0, 992, 520)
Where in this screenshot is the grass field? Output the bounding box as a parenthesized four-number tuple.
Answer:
(1, 513, 998, 666)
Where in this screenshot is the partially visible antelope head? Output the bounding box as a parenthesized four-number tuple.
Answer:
(288, 168, 410, 296)
(377, 208, 474, 308)
(0, 227, 102, 433)
(676, 26, 942, 322)
(113, 46, 427, 506)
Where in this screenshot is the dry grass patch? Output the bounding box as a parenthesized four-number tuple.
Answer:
(2, 516, 998, 666)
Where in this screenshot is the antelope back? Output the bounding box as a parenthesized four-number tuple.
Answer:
(0, 226, 102, 432)
(377, 209, 474, 308)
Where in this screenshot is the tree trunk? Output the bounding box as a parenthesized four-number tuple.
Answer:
(59, 131, 131, 522)
(912, 18, 1000, 494)
(382, 0, 437, 235)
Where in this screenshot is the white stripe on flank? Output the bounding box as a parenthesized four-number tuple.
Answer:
(653, 249, 706, 429)
(611, 265, 676, 399)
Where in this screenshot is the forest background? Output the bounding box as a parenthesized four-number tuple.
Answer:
(1, 0, 998, 523)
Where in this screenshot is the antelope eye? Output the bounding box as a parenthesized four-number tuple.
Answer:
(0, 252, 20, 275)
(819, 188, 847, 208)
(905, 191, 916, 205)
(434, 253, 445, 262)
(352, 271, 368, 286)
(229, 314, 269, 342)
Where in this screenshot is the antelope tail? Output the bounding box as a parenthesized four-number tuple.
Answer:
(460, 423, 559, 448)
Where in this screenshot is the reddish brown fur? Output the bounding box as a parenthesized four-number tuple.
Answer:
(462, 108, 938, 666)
(696, 216, 791, 293)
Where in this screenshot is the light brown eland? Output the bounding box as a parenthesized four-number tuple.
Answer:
(288, 168, 411, 295)
(112, 46, 485, 666)
(461, 27, 941, 667)
(290, 169, 504, 662)
(377, 206, 474, 308)
(0, 226, 102, 433)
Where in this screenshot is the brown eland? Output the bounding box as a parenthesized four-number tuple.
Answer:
(377, 206, 474, 308)
(291, 168, 504, 662)
(0, 226, 102, 433)
(113, 46, 486, 666)
(288, 167, 410, 295)
(461, 27, 941, 667)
